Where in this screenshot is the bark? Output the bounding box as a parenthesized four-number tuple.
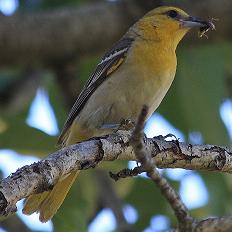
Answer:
(0, 129, 231, 217)
(194, 217, 232, 232)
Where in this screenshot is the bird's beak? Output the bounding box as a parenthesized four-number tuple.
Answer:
(180, 16, 215, 30)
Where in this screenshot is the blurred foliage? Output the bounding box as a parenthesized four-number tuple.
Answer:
(159, 42, 232, 146)
(0, 0, 231, 232)
(125, 177, 180, 231)
(53, 172, 97, 232)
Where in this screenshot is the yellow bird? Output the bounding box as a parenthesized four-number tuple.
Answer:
(23, 6, 214, 222)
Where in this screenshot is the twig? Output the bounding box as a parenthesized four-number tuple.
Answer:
(109, 166, 145, 181)
(130, 105, 194, 231)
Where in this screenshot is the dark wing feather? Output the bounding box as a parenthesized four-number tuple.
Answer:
(58, 37, 134, 145)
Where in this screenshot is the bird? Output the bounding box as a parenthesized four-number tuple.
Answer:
(23, 6, 214, 222)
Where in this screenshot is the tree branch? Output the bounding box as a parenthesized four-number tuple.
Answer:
(0, 0, 230, 67)
(109, 106, 232, 232)
(0, 128, 231, 217)
(194, 216, 232, 232)
(0, 0, 159, 67)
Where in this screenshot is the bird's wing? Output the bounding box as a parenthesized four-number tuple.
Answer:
(58, 36, 134, 145)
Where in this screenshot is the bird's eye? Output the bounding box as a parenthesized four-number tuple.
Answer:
(167, 10, 178, 19)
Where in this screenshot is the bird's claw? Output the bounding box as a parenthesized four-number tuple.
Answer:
(118, 118, 136, 131)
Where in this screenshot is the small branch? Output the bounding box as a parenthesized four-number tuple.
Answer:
(130, 105, 193, 231)
(109, 166, 145, 181)
(0, 127, 231, 218)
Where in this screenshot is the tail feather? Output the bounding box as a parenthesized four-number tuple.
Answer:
(23, 192, 49, 215)
(23, 123, 87, 222)
(23, 170, 80, 222)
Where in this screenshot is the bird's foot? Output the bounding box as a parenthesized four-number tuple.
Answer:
(118, 118, 135, 131)
(100, 123, 120, 130)
(100, 118, 135, 132)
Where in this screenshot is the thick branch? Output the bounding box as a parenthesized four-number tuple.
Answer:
(194, 216, 232, 232)
(0, 0, 159, 66)
(0, 0, 230, 67)
(0, 129, 231, 216)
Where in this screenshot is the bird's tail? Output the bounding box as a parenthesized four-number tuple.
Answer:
(23, 169, 80, 222)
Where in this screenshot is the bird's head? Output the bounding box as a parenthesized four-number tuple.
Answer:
(135, 6, 214, 49)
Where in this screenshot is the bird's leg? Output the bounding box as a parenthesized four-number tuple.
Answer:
(100, 118, 135, 131)
(100, 123, 120, 130)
